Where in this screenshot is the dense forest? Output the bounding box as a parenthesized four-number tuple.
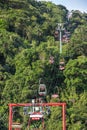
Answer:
(0, 0, 87, 129)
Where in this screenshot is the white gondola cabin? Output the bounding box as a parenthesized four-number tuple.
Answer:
(29, 105, 44, 121)
(38, 84, 47, 96)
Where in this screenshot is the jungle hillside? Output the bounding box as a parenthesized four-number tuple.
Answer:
(0, 0, 87, 130)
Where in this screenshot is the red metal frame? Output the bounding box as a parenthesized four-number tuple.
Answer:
(9, 102, 66, 130)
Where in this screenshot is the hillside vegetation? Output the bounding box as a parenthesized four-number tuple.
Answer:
(0, 0, 87, 129)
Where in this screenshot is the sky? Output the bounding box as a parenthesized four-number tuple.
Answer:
(38, 0, 87, 13)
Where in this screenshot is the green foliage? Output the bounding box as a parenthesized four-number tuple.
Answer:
(66, 23, 87, 61)
(64, 56, 87, 93)
(46, 107, 62, 130)
(0, 0, 87, 129)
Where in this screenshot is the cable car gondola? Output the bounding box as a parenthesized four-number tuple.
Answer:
(49, 56, 54, 64)
(59, 61, 65, 70)
(38, 84, 47, 96)
(28, 99, 44, 121)
(54, 30, 59, 40)
(28, 104, 45, 129)
(29, 106, 44, 121)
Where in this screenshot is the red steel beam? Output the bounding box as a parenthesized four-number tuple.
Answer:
(8, 102, 66, 107)
(62, 104, 66, 130)
(9, 104, 13, 130)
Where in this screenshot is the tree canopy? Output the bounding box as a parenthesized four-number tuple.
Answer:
(0, 0, 87, 129)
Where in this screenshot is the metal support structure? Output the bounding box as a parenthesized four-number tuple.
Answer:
(60, 30, 62, 54)
(57, 23, 64, 54)
(62, 104, 66, 130)
(8, 102, 66, 130)
(9, 104, 13, 130)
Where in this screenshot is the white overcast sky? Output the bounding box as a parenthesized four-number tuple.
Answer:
(37, 0, 87, 13)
